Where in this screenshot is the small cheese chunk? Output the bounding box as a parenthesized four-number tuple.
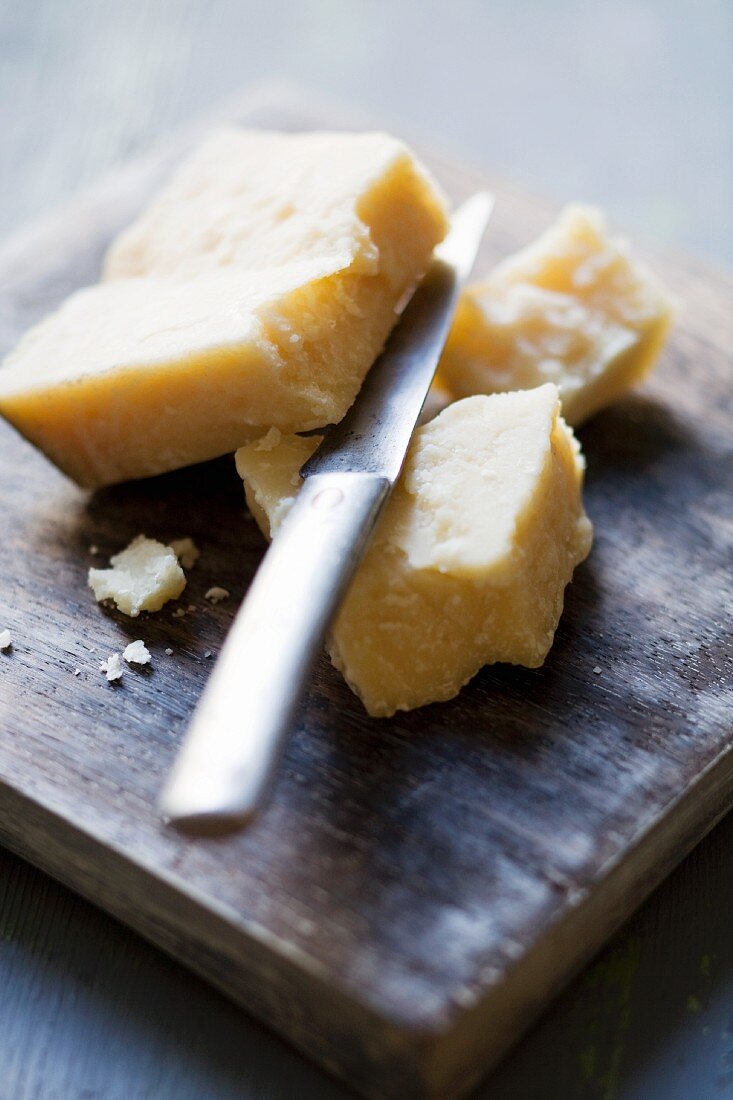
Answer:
(204, 586, 230, 604)
(0, 129, 448, 487)
(0, 629, 11, 650)
(169, 537, 200, 570)
(123, 639, 152, 665)
(438, 205, 672, 425)
(88, 535, 186, 617)
(236, 385, 592, 716)
(100, 653, 124, 682)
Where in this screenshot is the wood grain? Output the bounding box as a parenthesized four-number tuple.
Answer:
(0, 85, 731, 1100)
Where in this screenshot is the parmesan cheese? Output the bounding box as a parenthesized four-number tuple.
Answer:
(0, 129, 448, 487)
(88, 535, 186, 617)
(100, 653, 123, 682)
(204, 587, 230, 604)
(236, 386, 592, 716)
(438, 205, 672, 425)
(169, 537, 200, 570)
(123, 640, 152, 665)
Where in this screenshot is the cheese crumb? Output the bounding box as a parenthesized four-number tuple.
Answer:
(169, 537, 200, 570)
(172, 607, 186, 619)
(204, 650, 212, 659)
(89, 544, 99, 555)
(164, 647, 173, 656)
(73, 668, 81, 677)
(0, 629, 11, 650)
(88, 535, 186, 617)
(205, 586, 230, 604)
(592, 665, 602, 675)
(123, 640, 151, 666)
(100, 653, 123, 682)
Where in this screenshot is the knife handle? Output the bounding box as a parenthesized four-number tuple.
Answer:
(159, 471, 390, 833)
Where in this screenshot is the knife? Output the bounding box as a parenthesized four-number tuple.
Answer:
(160, 191, 493, 833)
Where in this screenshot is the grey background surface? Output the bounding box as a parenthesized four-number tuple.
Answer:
(0, 2, 732, 1098)
(2, 0, 731, 265)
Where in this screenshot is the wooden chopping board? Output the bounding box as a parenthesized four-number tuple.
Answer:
(0, 84, 731, 1100)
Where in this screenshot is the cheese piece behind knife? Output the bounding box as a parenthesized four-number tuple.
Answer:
(237, 385, 593, 717)
(0, 129, 448, 488)
(438, 205, 672, 426)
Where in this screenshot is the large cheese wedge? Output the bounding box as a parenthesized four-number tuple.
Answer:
(438, 205, 672, 426)
(0, 129, 448, 488)
(236, 385, 592, 717)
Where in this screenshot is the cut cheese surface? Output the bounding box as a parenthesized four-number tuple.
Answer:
(236, 386, 592, 717)
(104, 128, 439, 285)
(0, 129, 448, 487)
(438, 205, 672, 425)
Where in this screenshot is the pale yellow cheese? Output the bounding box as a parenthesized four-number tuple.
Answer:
(438, 205, 672, 425)
(88, 535, 186, 617)
(0, 129, 448, 487)
(169, 537, 200, 570)
(236, 386, 592, 717)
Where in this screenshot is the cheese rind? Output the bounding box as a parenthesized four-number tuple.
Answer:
(438, 205, 672, 425)
(0, 129, 448, 487)
(236, 386, 592, 717)
(88, 535, 186, 617)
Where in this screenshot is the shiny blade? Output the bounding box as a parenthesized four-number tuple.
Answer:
(160, 192, 492, 833)
(301, 191, 494, 484)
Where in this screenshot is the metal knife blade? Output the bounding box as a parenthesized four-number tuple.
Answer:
(302, 191, 494, 483)
(159, 192, 493, 834)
